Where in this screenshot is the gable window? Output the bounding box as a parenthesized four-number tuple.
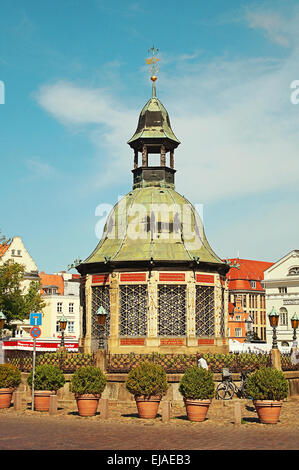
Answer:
(289, 267, 299, 276)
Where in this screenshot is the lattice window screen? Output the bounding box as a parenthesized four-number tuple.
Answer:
(119, 285, 147, 336)
(195, 285, 215, 336)
(91, 286, 111, 340)
(158, 284, 186, 336)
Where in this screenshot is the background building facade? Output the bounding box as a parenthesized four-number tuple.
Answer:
(264, 250, 299, 351)
(226, 258, 273, 342)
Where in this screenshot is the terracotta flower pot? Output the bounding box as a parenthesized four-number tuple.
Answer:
(135, 396, 161, 419)
(34, 390, 56, 412)
(0, 388, 14, 409)
(184, 398, 212, 422)
(76, 394, 101, 417)
(254, 400, 283, 424)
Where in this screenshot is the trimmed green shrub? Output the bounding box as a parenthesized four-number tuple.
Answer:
(70, 366, 107, 395)
(27, 364, 65, 392)
(179, 366, 215, 400)
(245, 367, 289, 401)
(125, 361, 169, 398)
(0, 363, 22, 389)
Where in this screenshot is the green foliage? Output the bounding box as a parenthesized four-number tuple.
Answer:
(245, 367, 289, 401)
(179, 366, 215, 399)
(0, 260, 45, 328)
(27, 364, 65, 392)
(70, 366, 107, 395)
(125, 361, 169, 398)
(0, 363, 22, 388)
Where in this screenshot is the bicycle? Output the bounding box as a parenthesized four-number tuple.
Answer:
(216, 368, 252, 400)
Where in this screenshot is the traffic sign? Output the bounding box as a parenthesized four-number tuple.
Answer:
(30, 326, 41, 339)
(30, 312, 42, 326)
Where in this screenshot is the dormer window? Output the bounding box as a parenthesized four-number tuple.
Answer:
(250, 281, 256, 289)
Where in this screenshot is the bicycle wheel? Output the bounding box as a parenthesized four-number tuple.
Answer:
(216, 382, 235, 400)
(239, 383, 252, 400)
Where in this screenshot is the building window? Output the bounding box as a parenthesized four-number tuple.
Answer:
(288, 267, 299, 276)
(195, 285, 215, 337)
(250, 281, 256, 289)
(279, 307, 288, 326)
(69, 303, 74, 313)
(57, 302, 62, 313)
(278, 287, 287, 294)
(236, 315, 241, 321)
(17, 250, 21, 256)
(120, 285, 147, 337)
(11, 249, 15, 255)
(235, 328, 242, 337)
(67, 321, 74, 333)
(158, 284, 186, 336)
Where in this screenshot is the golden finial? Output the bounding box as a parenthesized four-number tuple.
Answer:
(146, 45, 160, 84)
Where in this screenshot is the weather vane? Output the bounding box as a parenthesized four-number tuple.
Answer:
(146, 45, 160, 82)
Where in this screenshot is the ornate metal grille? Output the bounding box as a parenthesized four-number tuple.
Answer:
(91, 286, 111, 345)
(158, 284, 186, 336)
(195, 285, 215, 336)
(119, 285, 147, 336)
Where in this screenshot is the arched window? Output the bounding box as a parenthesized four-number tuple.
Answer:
(279, 307, 288, 326)
(288, 267, 299, 276)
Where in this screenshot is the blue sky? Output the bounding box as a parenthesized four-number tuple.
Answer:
(1, 0, 299, 273)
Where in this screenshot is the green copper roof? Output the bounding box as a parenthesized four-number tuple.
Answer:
(127, 91, 180, 148)
(82, 187, 225, 266)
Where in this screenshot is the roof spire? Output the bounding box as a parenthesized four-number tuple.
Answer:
(146, 45, 160, 96)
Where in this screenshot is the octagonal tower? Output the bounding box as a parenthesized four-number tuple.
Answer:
(77, 72, 230, 355)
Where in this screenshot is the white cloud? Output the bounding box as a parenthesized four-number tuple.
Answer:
(25, 158, 56, 179)
(35, 7, 299, 206)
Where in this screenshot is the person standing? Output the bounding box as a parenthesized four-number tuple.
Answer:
(197, 352, 208, 370)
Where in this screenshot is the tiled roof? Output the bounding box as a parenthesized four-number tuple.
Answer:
(225, 258, 273, 292)
(39, 272, 64, 295)
(0, 243, 11, 257)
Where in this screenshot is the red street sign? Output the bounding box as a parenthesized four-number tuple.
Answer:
(30, 326, 41, 339)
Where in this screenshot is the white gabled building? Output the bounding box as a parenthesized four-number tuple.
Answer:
(0, 236, 39, 290)
(263, 250, 299, 351)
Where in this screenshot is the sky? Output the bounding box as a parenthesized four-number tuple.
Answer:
(1, 0, 299, 273)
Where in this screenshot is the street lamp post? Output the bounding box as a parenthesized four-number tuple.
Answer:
(268, 306, 279, 349)
(291, 313, 299, 350)
(59, 314, 67, 348)
(96, 306, 107, 350)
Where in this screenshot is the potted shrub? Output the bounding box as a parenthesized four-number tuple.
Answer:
(125, 361, 168, 419)
(0, 363, 22, 409)
(27, 364, 65, 412)
(245, 367, 289, 424)
(70, 366, 107, 417)
(179, 366, 215, 422)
